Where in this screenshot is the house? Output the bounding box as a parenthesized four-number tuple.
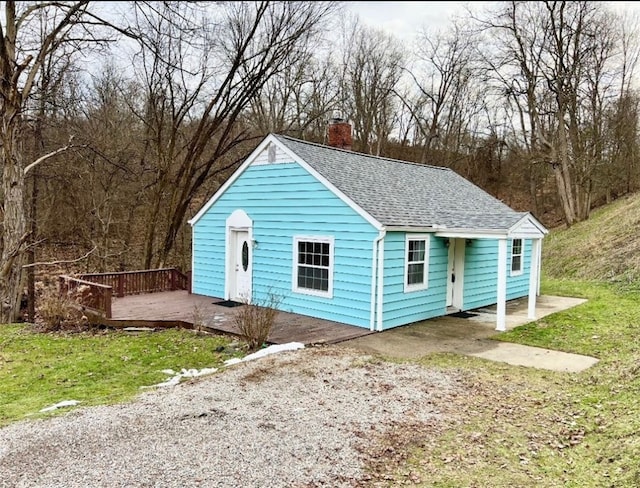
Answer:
(188, 119, 548, 332)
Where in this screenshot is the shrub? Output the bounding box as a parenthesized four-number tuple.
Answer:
(233, 292, 283, 351)
(36, 284, 86, 332)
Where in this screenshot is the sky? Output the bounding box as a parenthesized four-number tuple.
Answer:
(346, 1, 482, 37)
(348, 1, 640, 41)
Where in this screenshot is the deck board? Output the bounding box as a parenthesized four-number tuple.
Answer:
(110, 291, 373, 345)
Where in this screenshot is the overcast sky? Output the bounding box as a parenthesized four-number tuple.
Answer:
(346, 1, 481, 37)
(347, 1, 640, 41)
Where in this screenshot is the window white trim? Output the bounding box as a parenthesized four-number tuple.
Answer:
(404, 234, 430, 293)
(510, 238, 523, 276)
(292, 236, 334, 298)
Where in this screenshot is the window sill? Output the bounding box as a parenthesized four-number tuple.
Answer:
(292, 287, 333, 299)
(404, 284, 428, 293)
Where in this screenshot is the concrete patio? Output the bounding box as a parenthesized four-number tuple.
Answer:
(340, 295, 599, 372)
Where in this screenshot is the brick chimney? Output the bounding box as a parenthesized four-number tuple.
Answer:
(327, 113, 352, 151)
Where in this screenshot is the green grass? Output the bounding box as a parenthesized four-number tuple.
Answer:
(543, 193, 640, 284)
(382, 279, 640, 487)
(0, 326, 241, 426)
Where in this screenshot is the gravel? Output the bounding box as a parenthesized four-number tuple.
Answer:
(0, 346, 461, 488)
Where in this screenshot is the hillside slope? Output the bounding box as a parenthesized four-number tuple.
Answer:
(542, 192, 640, 282)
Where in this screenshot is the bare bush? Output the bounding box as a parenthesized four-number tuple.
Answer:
(36, 284, 86, 332)
(233, 292, 283, 352)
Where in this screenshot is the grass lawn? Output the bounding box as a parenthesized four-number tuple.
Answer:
(382, 278, 640, 487)
(0, 326, 241, 427)
(2, 280, 639, 487)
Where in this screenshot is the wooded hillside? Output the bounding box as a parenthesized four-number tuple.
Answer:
(2, 1, 640, 321)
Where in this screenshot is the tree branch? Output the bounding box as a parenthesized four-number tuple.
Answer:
(22, 245, 97, 269)
(24, 138, 86, 175)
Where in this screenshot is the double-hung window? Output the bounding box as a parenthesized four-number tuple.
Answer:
(404, 234, 429, 292)
(511, 238, 523, 276)
(293, 236, 334, 297)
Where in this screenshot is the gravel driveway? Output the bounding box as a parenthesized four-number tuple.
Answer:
(0, 346, 461, 488)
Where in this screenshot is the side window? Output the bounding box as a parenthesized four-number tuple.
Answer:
(405, 234, 430, 292)
(511, 238, 523, 276)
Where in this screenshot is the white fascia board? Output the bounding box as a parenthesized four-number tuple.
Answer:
(187, 134, 280, 226)
(385, 226, 439, 232)
(435, 229, 508, 239)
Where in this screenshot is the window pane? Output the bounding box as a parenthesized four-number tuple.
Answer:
(512, 256, 522, 272)
(296, 239, 331, 293)
(407, 263, 424, 285)
(513, 239, 522, 254)
(242, 241, 249, 272)
(408, 239, 425, 262)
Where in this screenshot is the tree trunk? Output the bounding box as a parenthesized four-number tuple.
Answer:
(1, 135, 26, 323)
(143, 188, 164, 269)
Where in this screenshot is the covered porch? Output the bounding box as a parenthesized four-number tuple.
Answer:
(436, 213, 548, 331)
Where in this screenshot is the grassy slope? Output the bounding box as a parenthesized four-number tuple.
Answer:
(543, 192, 640, 284)
(378, 195, 640, 487)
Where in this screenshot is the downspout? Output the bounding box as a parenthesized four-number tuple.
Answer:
(376, 230, 386, 331)
(190, 223, 195, 294)
(370, 229, 386, 331)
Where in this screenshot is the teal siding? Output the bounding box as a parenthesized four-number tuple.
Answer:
(381, 232, 448, 329)
(192, 162, 378, 328)
(463, 239, 531, 311)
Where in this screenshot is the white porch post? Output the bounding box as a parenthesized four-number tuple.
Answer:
(496, 238, 507, 331)
(528, 238, 541, 319)
(537, 239, 543, 296)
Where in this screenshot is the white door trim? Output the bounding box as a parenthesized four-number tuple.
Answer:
(225, 210, 253, 302)
(446, 238, 465, 310)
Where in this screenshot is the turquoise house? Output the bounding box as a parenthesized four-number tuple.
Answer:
(189, 125, 548, 332)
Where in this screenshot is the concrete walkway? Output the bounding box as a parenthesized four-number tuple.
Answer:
(340, 295, 599, 373)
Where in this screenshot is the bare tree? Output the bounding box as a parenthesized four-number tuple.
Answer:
(246, 52, 341, 142)
(338, 19, 404, 155)
(0, 1, 112, 322)
(400, 22, 480, 164)
(477, 1, 629, 226)
(127, 1, 336, 268)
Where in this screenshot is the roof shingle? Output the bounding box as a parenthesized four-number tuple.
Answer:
(274, 135, 526, 231)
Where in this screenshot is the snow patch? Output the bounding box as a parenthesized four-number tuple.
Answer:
(40, 400, 81, 413)
(144, 367, 219, 388)
(143, 343, 304, 388)
(224, 342, 304, 367)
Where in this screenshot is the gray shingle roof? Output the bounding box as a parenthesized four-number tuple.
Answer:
(274, 135, 526, 231)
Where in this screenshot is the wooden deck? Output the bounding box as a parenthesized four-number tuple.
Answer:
(107, 291, 373, 345)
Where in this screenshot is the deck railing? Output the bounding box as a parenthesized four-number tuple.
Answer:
(58, 268, 190, 318)
(59, 276, 114, 318)
(77, 268, 190, 297)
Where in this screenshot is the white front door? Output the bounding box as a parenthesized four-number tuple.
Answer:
(231, 229, 252, 301)
(446, 238, 465, 310)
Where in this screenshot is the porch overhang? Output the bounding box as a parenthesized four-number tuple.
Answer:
(432, 213, 548, 241)
(431, 214, 547, 332)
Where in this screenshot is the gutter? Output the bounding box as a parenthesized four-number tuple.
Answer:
(370, 229, 386, 331)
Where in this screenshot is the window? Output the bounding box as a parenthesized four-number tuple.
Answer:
(511, 238, 523, 276)
(404, 234, 429, 292)
(293, 236, 334, 297)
